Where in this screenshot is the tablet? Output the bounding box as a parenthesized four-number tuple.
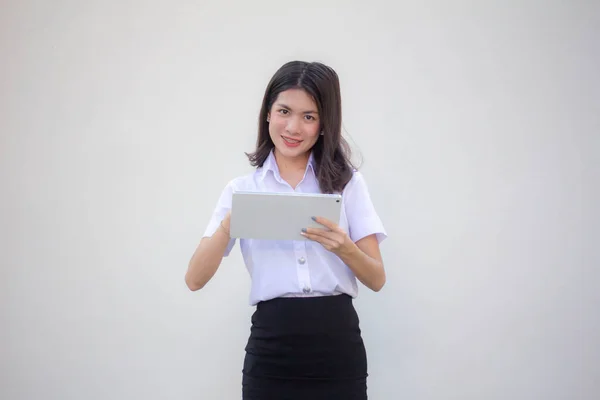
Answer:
(229, 191, 342, 241)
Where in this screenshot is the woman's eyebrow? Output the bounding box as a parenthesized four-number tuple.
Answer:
(275, 103, 318, 114)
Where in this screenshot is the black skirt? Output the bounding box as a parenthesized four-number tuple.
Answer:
(242, 294, 368, 400)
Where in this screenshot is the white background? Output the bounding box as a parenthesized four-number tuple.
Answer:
(1, 1, 598, 399)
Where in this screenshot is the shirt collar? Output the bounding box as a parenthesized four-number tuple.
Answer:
(259, 148, 316, 181)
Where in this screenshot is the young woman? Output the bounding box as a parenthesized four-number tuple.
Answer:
(185, 61, 387, 399)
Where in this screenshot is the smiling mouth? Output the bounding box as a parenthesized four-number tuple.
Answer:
(282, 136, 302, 144)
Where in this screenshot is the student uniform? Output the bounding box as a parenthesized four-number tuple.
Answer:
(203, 149, 387, 400)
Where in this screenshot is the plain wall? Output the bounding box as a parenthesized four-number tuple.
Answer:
(1, 0, 597, 399)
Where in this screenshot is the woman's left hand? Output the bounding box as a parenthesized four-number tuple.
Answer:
(301, 216, 356, 257)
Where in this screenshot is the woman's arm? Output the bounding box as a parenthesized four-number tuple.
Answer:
(301, 217, 386, 292)
(338, 234, 385, 291)
(185, 212, 232, 291)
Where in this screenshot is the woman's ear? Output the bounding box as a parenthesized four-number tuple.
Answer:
(266, 112, 270, 122)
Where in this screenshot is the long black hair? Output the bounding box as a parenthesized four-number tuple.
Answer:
(245, 61, 354, 194)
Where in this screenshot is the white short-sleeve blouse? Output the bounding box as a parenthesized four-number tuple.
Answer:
(203, 150, 387, 305)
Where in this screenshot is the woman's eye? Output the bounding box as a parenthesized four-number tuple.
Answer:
(278, 109, 289, 115)
(305, 115, 315, 121)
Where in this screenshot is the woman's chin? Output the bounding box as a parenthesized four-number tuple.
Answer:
(275, 144, 306, 158)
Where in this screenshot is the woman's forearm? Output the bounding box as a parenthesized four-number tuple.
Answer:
(338, 242, 386, 292)
(185, 224, 231, 291)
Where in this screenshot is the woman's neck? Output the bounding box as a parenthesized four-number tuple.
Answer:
(274, 149, 310, 181)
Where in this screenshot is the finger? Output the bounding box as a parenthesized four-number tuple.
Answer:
(303, 229, 345, 247)
(311, 216, 338, 231)
(303, 227, 337, 238)
(301, 231, 338, 249)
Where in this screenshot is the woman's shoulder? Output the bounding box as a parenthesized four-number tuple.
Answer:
(343, 168, 368, 192)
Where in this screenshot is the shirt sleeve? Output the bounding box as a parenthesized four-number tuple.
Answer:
(202, 180, 236, 256)
(343, 171, 387, 244)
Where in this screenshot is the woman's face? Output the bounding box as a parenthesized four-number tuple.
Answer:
(267, 88, 321, 162)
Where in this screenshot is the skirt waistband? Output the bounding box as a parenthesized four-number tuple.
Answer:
(253, 293, 359, 336)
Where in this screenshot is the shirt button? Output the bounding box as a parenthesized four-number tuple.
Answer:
(303, 286, 311, 294)
(298, 257, 306, 264)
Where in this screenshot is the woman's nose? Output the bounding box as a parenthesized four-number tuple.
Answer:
(286, 117, 302, 135)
